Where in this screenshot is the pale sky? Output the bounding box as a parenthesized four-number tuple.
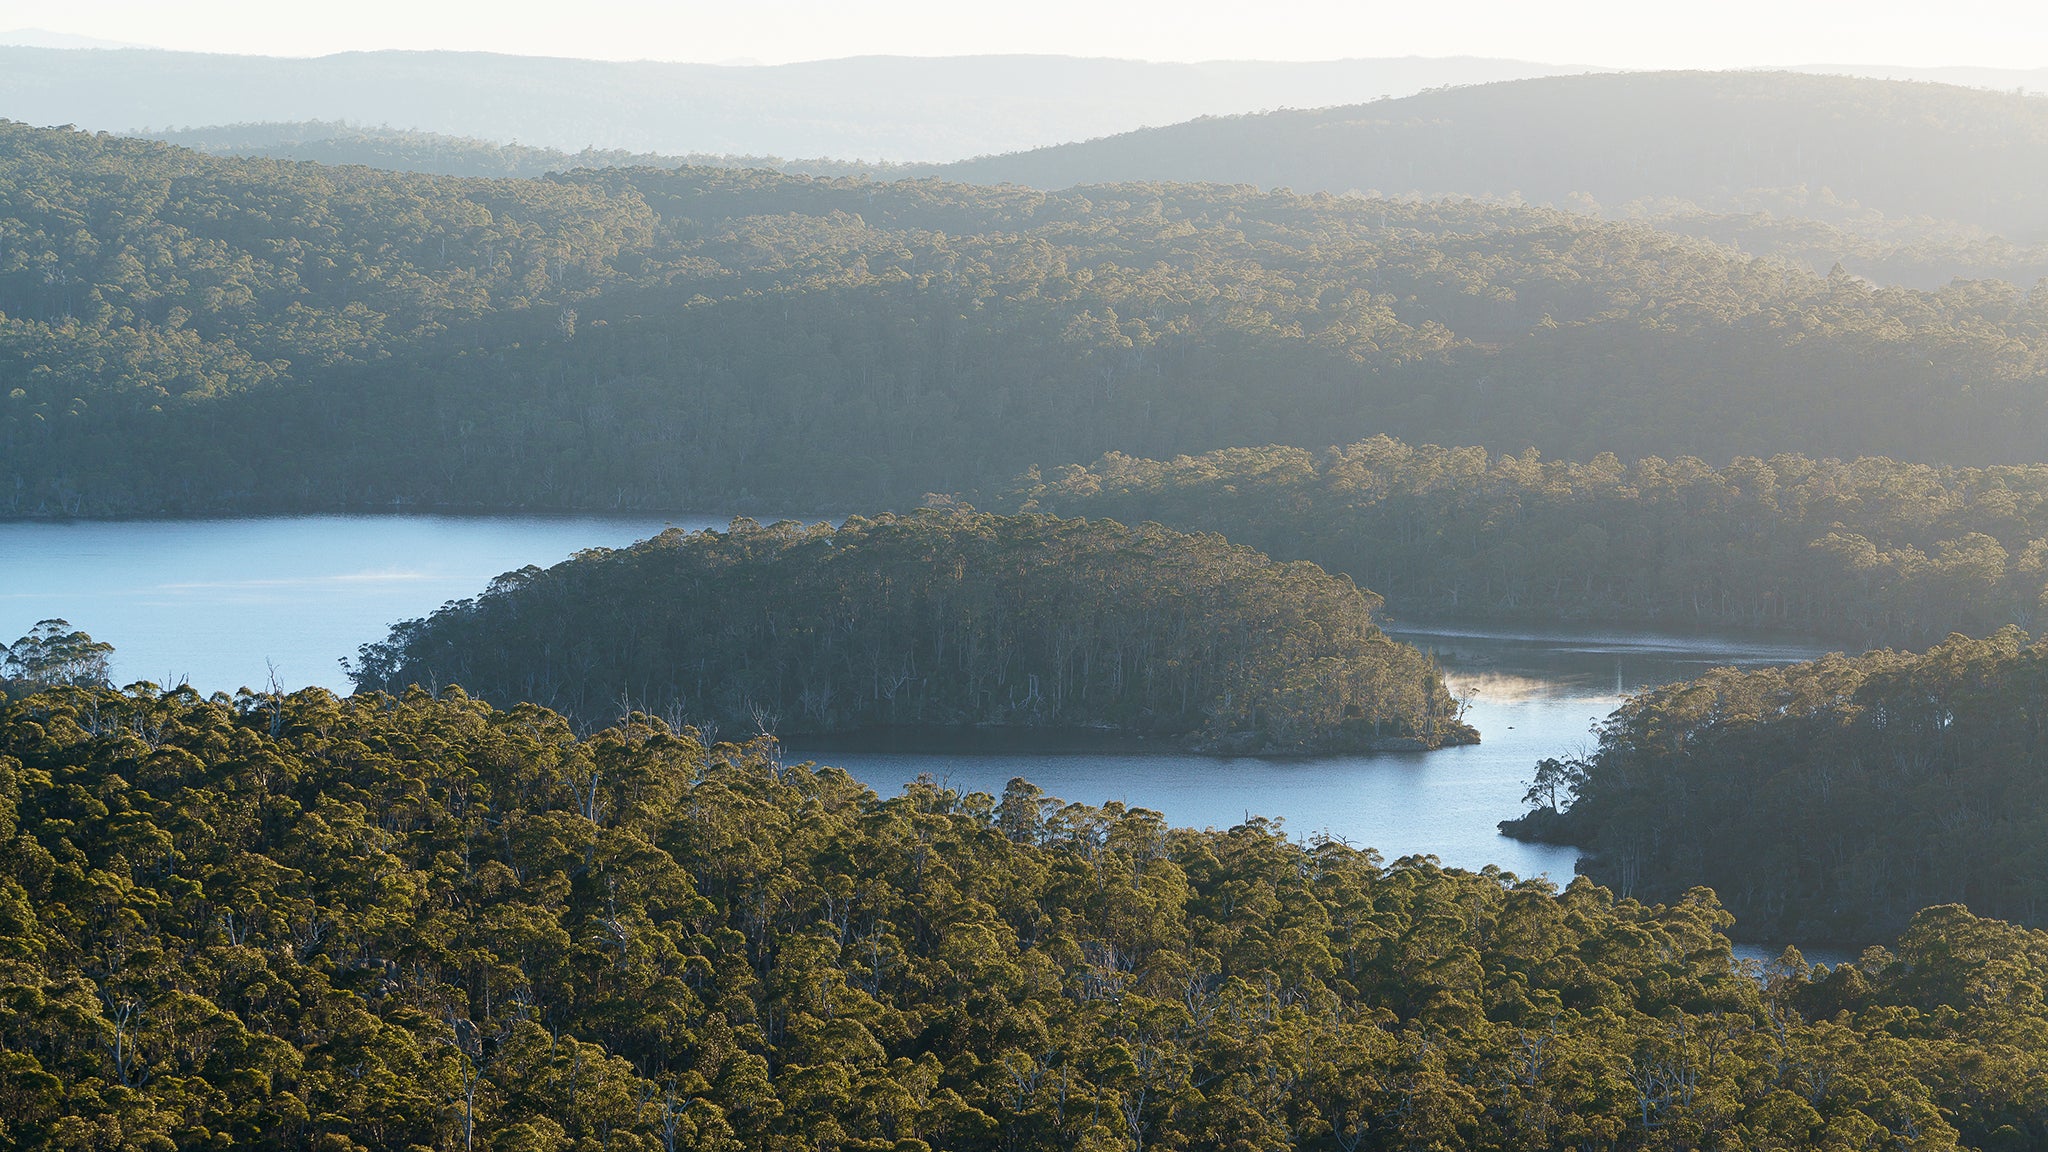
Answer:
(1, 0, 2043, 69)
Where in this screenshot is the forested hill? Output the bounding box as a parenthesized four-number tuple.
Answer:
(6, 120, 2048, 517)
(146, 121, 896, 180)
(351, 511, 1476, 752)
(1501, 628, 2048, 944)
(939, 71, 2048, 240)
(12, 683, 2048, 1149)
(1006, 438, 2048, 647)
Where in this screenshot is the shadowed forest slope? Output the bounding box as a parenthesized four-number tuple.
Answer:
(1502, 628, 2048, 944)
(1004, 438, 2048, 647)
(6, 122, 2048, 517)
(351, 511, 1477, 752)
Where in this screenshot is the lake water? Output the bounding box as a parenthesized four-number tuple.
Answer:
(0, 513, 741, 692)
(3, 514, 1845, 958)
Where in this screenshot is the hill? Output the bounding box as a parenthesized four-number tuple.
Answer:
(0, 47, 1586, 161)
(7, 680, 2048, 1149)
(5, 122, 2048, 518)
(350, 511, 1476, 752)
(1503, 628, 2048, 943)
(146, 120, 895, 180)
(939, 71, 2048, 241)
(1005, 438, 2048, 648)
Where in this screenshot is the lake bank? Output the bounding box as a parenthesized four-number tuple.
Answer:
(4, 512, 1832, 912)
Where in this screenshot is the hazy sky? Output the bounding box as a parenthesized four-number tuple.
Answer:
(2, 0, 2043, 68)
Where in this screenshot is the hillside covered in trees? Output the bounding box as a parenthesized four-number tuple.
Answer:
(142, 122, 2048, 290)
(8, 680, 2048, 1149)
(1006, 437, 2048, 647)
(1501, 628, 2048, 944)
(7, 120, 2048, 517)
(351, 512, 1474, 753)
(940, 71, 2048, 241)
(146, 121, 896, 180)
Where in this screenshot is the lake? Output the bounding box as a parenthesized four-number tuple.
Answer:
(3, 514, 1843, 957)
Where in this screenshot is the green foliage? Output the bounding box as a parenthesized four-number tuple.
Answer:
(1007, 437, 2048, 646)
(6, 122, 2048, 516)
(1505, 628, 2048, 942)
(0, 619, 112, 697)
(5, 681, 2048, 1149)
(352, 511, 1474, 753)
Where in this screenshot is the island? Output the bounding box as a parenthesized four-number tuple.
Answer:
(351, 510, 1479, 754)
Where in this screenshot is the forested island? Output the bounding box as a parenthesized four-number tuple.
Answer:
(1007, 437, 2048, 647)
(352, 512, 1475, 753)
(6, 680, 2048, 1149)
(7, 117, 2048, 518)
(1501, 627, 2048, 943)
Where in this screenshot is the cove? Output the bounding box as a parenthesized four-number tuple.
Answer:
(4, 514, 1843, 959)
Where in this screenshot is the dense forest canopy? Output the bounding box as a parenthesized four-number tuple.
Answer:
(939, 72, 2048, 242)
(147, 123, 2048, 291)
(351, 511, 1475, 752)
(8, 680, 2048, 1149)
(1005, 437, 2048, 647)
(6, 121, 2048, 517)
(1501, 628, 2048, 944)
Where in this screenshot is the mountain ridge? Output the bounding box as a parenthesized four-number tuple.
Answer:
(0, 47, 1589, 161)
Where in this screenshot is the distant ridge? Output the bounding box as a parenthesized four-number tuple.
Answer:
(0, 27, 149, 50)
(145, 120, 896, 180)
(0, 48, 1589, 162)
(1787, 62, 2048, 92)
(935, 71, 2048, 240)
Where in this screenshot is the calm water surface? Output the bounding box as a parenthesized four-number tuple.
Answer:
(4, 515, 1846, 956)
(0, 513, 783, 691)
(808, 626, 1833, 881)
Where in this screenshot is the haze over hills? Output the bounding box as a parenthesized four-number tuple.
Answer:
(0, 27, 149, 50)
(938, 71, 2048, 241)
(0, 47, 1594, 161)
(6, 119, 2048, 521)
(145, 120, 897, 180)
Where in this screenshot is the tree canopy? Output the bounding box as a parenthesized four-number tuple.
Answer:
(1006, 437, 2048, 647)
(351, 511, 1475, 753)
(1503, 627, 2048, 943)
(7, 680, 2048, 1149)
(6, 121, 2048, 517)
(0, 618, 112, 695)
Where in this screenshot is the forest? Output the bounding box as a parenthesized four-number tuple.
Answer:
(1005, 437, 2048, 647)
(13, 58, 2048, 1151)
(1500, 627, 2048, 943)
(148, 121, 893, 181)
(938, 71, 2048, 241)
(6, 120, 2048, 517)
(350, 511, 1475, 753)
(6, 679, 2048, 1150)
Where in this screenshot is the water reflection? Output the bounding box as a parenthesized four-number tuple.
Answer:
(811, 624, 1836, 883)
